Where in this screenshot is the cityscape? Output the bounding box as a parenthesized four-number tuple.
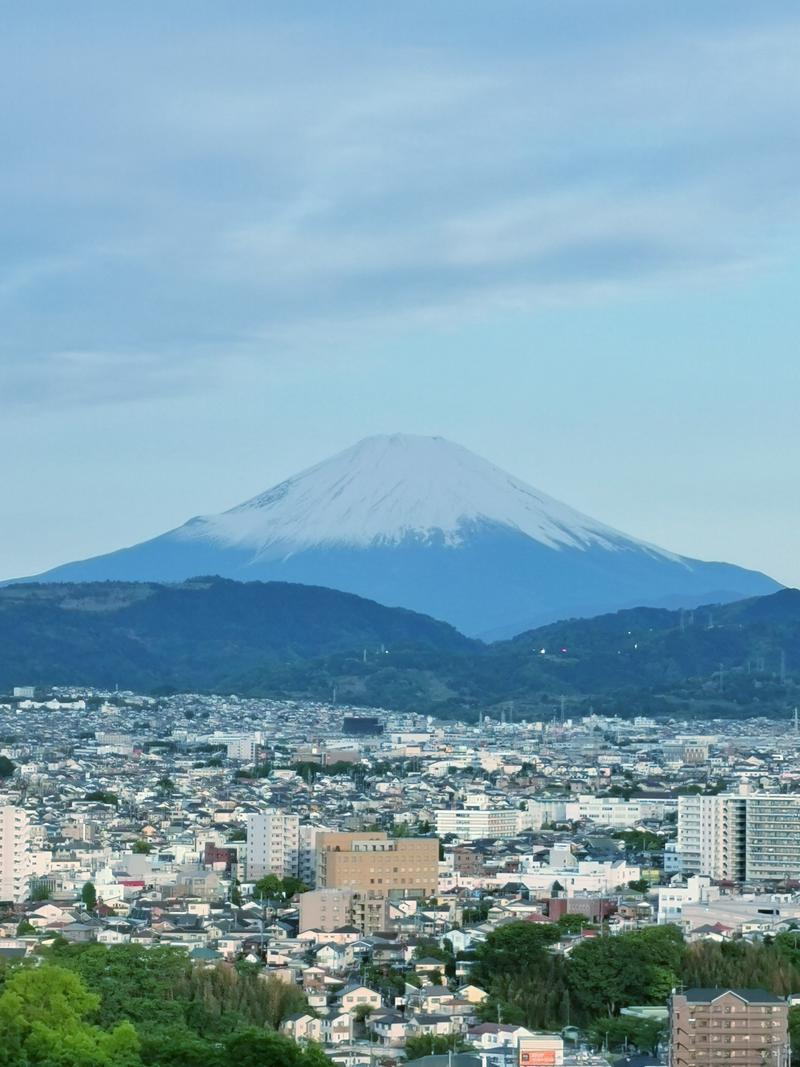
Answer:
(0, 683, 798, 1064)
(2, 3, 799, 1066)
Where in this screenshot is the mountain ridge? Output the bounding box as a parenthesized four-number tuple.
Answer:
(1, 579, 798, 721)
(11, 434, 780, 636)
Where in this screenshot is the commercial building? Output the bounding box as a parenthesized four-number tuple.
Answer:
(670, 988, 789, 1067)
(576, 794, 677, 827)
(316, 831, 438, 898)
(518, 1034, 564, 1066)
(435, 808, 520, 840)
(0, 805, 31, 903)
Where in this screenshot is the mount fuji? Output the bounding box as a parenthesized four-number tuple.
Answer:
(17, 434, 780, 637)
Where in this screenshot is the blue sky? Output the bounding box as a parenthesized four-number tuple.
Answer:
(1, 1, 798, 585)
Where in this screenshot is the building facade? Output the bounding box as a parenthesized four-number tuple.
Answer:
(245, 810, 300, 881)
(678, 794, 800, 882)
(316, 831, 438, 898)
(670, 988, 789, 1067)
(0, 805, 31, 903)
(435, 808, 520, 840)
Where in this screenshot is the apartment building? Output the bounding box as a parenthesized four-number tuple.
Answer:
(744, 796, 800, 882)
(670, 988, 789, 1067)
(299, 886, 392, 936)
(678, 793, 747, 880)
(0, 805, 31, 903)
(316, 831, 438, 899)
(678, 794, 800, 882)
(246, 810, 300, 881)
(299, 887, 355, 932)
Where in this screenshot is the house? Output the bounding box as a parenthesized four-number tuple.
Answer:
(321, 1011, 353, 1044)
(339, 984, 383, 1014)
(368, 1010, 412, 1048)
(281, 1013, 323, 1043)
(458, 984, 488, 1004)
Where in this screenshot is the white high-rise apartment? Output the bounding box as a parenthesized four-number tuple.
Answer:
(677, 794, 746, 881)
(245, 810, 299, 881)
(678, 794, 800, 882)
(0, 806, 31, 903)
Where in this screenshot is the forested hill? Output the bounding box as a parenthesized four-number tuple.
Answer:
(1, 579, 798, 720)
(0, 577, 474, 692)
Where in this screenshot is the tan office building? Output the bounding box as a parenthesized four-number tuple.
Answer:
(316, 831, 439, 898)
(670, 988, 789, 1067)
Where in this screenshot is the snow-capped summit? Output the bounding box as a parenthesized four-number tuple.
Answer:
(181, 433, 673, 558)
(16, 434, 780, 636)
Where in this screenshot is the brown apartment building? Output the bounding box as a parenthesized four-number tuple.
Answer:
(670, 988, 789, 1067)
(316, 831, 439, 898)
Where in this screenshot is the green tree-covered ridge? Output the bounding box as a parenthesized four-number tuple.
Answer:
(1, 578, 798, 720)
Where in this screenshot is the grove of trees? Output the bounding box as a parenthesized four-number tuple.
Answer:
(0, 941, 330, 1066)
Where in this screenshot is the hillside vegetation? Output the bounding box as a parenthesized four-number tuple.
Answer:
(1, 578, 799, 720)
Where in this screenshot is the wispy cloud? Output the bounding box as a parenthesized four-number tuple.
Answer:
(2, 4, 800, 405)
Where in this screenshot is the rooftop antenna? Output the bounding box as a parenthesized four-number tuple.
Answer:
(560, 695, 566, 724)
(332, 686, 337, 706)
(794, 709, 799, 736)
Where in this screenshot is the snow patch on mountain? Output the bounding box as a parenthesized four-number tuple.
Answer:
(175, 433, 683, 563)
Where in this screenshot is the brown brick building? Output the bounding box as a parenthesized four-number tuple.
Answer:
(670, 988, 789, 1067)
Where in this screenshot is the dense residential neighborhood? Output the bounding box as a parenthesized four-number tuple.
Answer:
(0, 686, 798, 1064)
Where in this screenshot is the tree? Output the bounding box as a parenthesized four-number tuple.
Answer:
(789, 1005, 800, 1065)
(16, 919, 35, 936)
(223, 1029, 329, 1066)
(0, 756, 15, 779)
(470, 921, 567, 1029)
(589, 1015, 665, 1054)
(556, 913, 589, 935)
(252, 875, 308, 902)
(0, 965, 142, 1066)
(132, 840, 152, 855)
(405, 1035, 468, 1059)
(84, 790, 118, 806)
(157, 777, 176, 796)
(81, 881, 98, 912)
(567, 926, 684, 1021)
